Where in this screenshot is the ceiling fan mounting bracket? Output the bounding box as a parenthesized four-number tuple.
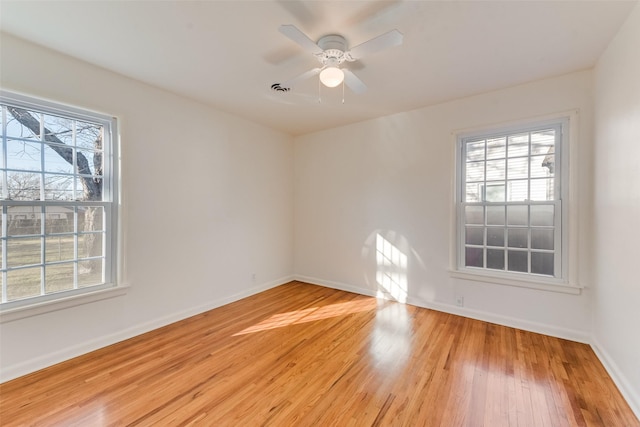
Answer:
(317, 34, 347, 51)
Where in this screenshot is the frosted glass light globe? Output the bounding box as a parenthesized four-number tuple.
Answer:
(319, 67, 345, 88)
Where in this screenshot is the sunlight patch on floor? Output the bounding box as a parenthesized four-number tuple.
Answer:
(370, 303, 413, 372)
(233, 298, 378, 336)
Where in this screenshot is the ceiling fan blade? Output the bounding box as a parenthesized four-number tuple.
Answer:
(280, 67, 322, 89)
(279, 24, 323, 55)
(343, 69, 368, 94)
(346, 29, 403, 60)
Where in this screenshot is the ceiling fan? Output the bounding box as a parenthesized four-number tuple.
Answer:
(274, 24, 403, 94)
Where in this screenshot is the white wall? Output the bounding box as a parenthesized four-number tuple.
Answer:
(294, 70, 594, 341)
(592, 3, 640, 416)
(0, 33, 294, 381)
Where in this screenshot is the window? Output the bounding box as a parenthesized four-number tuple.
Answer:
(0, 92, 118, 310)
(456, 118, 568, 284)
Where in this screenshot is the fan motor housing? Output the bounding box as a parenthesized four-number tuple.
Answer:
(317, 35, 347, 65)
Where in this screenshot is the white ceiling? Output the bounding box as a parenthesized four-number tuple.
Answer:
(1, 0, 637, 136)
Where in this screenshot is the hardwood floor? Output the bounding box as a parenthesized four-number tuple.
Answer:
(1, 281, 637, 426)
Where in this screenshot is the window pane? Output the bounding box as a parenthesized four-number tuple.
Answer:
(79, 207, 104, 232)
(465, 206, 484, 225)
(43, 114, 74, 145)
(75, 122, 103, 150)
(507, 180, 528, 201)
(531, 228, 554, 250)
(487, 249, 505, 270)
(507, 157, 528, 179)
(538, 158, 555, 177)
(466, 140, 485, 161)
(465, 247, 483, 268)
(531, 205, 554, 226)
(7, 206, 41, 236)
(7, 237, 41, 267)
(6, 267, 41, 301)
(486, 159, 505, 181)
(6, 139, 42, 171)
(465, 183, 481, 202)
(45, 262, 75, 294)
(486, 205, 505, 225)
(45, 207, 74, 234)
(487, 227, 504, 247)
(77, 150, 102, 176)
(466, 161, 484, 182)
(5, 109, 40, 140)
(485, 184, 505, 202)
(486, 137, 506, 160)
(530, 130, 555, 155)
(75, 176, 103, 202)
(78, 259, 104, 287)
(530, 178, 554, 200)
(44, 174, 74, 201)
(508, 229, 528, 248)
(531, 252, 554, 275)
(531, 154, 553, 178)
(508, 133, 529, 157)
(507, 205, 528, 226)
(508, 250, 528, 272)
(79, 232, 103, 259)
(44, 144, 74, 174)
(45, 235, 75, 262)
(7, 172, 41, 200)
(465, 227, 484, 245)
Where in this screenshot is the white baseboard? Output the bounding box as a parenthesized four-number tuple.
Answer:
(0, 275, 293, 383)
(590, 338, 640, 421)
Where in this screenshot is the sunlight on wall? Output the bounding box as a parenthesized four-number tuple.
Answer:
(376, 233, 408, 303)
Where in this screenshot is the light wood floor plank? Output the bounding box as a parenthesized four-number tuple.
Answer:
(0, 281, 637, 426)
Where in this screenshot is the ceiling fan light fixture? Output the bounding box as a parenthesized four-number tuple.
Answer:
(319, 67, 344, 88)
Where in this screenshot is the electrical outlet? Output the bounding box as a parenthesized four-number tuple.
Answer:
(456, 296, 464, 307)
(251, 273, 256, 282)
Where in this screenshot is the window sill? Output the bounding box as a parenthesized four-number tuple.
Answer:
(0, 284, 130, 324)
(449, 270, 582, 295)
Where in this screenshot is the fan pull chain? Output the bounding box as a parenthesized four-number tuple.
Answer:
(342, 79, 345, 104)
(318, 76, 322, 104)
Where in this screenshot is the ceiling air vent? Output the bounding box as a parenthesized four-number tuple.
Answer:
(271, 83, 290, 92)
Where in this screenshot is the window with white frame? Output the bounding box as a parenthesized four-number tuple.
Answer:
(0, 92, 118, 309)
(456, 118, 568, 282)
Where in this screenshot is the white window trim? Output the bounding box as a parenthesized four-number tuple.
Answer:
(450, 111, 582, 294)
(0, 90, 126, 322)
